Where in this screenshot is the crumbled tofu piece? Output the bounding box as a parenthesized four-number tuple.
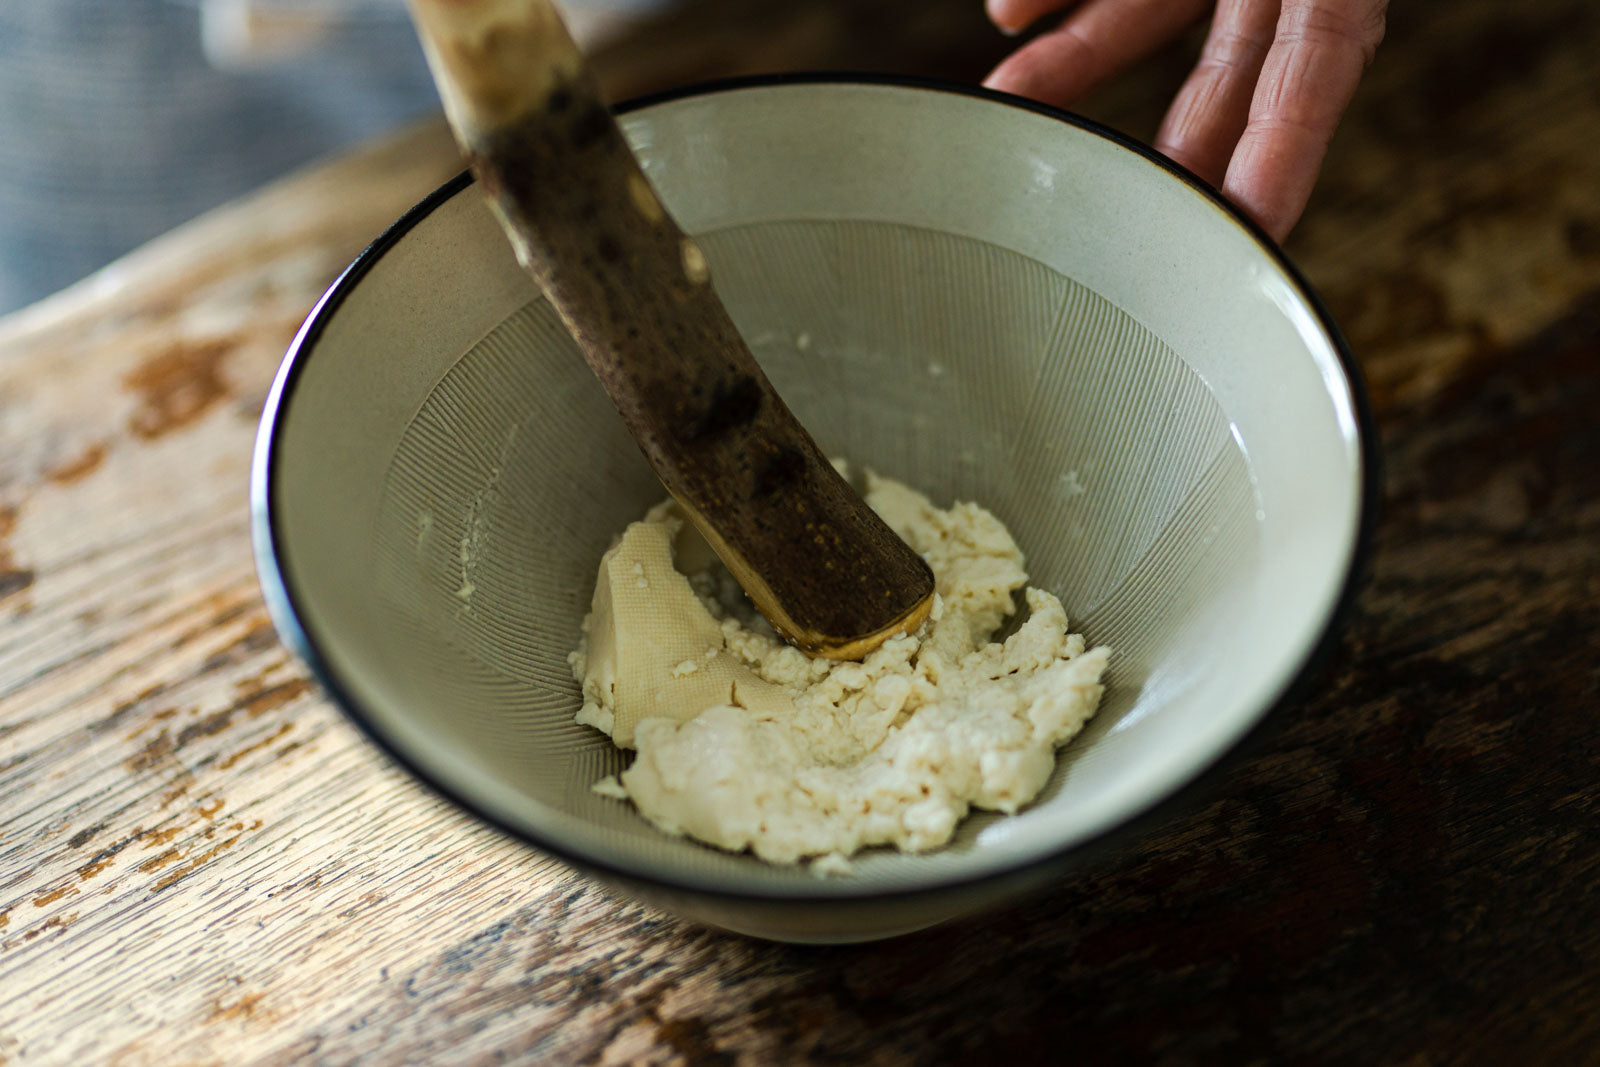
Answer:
(567, 467, 1109, 871)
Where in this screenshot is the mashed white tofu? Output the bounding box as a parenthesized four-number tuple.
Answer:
(568, 469, 1109, 874)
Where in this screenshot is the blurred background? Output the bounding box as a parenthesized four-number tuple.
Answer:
(0, 0, 672, 317)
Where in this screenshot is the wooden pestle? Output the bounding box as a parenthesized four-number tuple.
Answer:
(405, 0, 934, 659)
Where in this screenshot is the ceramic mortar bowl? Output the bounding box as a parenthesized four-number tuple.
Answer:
(251, 76, 1376, 942)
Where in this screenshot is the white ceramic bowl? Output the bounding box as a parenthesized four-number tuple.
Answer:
(252, 76, 1376, 942)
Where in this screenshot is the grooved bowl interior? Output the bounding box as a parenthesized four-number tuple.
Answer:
(254, 80, 1370, 941)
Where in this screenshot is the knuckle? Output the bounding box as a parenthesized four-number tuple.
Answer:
(1287, 0, 1389, 65)
(1202, 28, 1271, 69)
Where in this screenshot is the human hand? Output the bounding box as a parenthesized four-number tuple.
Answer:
(983, 0, 1387, 242)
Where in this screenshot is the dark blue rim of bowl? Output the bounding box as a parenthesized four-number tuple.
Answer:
(251, 72, 1382, 906)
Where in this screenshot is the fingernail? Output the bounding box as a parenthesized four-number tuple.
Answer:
(986, 0, 1021, 34)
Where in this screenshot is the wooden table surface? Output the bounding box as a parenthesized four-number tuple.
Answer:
(3, 0, 1597, 1062)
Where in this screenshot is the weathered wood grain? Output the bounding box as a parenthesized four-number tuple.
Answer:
(2, 0, 1598, 1064)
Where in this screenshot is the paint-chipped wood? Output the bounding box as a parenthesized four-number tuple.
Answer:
(1, 0, 1598, 1063)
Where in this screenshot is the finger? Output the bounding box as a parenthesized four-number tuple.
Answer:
(983, 0, 1213, 109)
(1222, 0, 1387, 240)
(1153, 0, 1282, 189)
(986, 0, 1081, 37)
